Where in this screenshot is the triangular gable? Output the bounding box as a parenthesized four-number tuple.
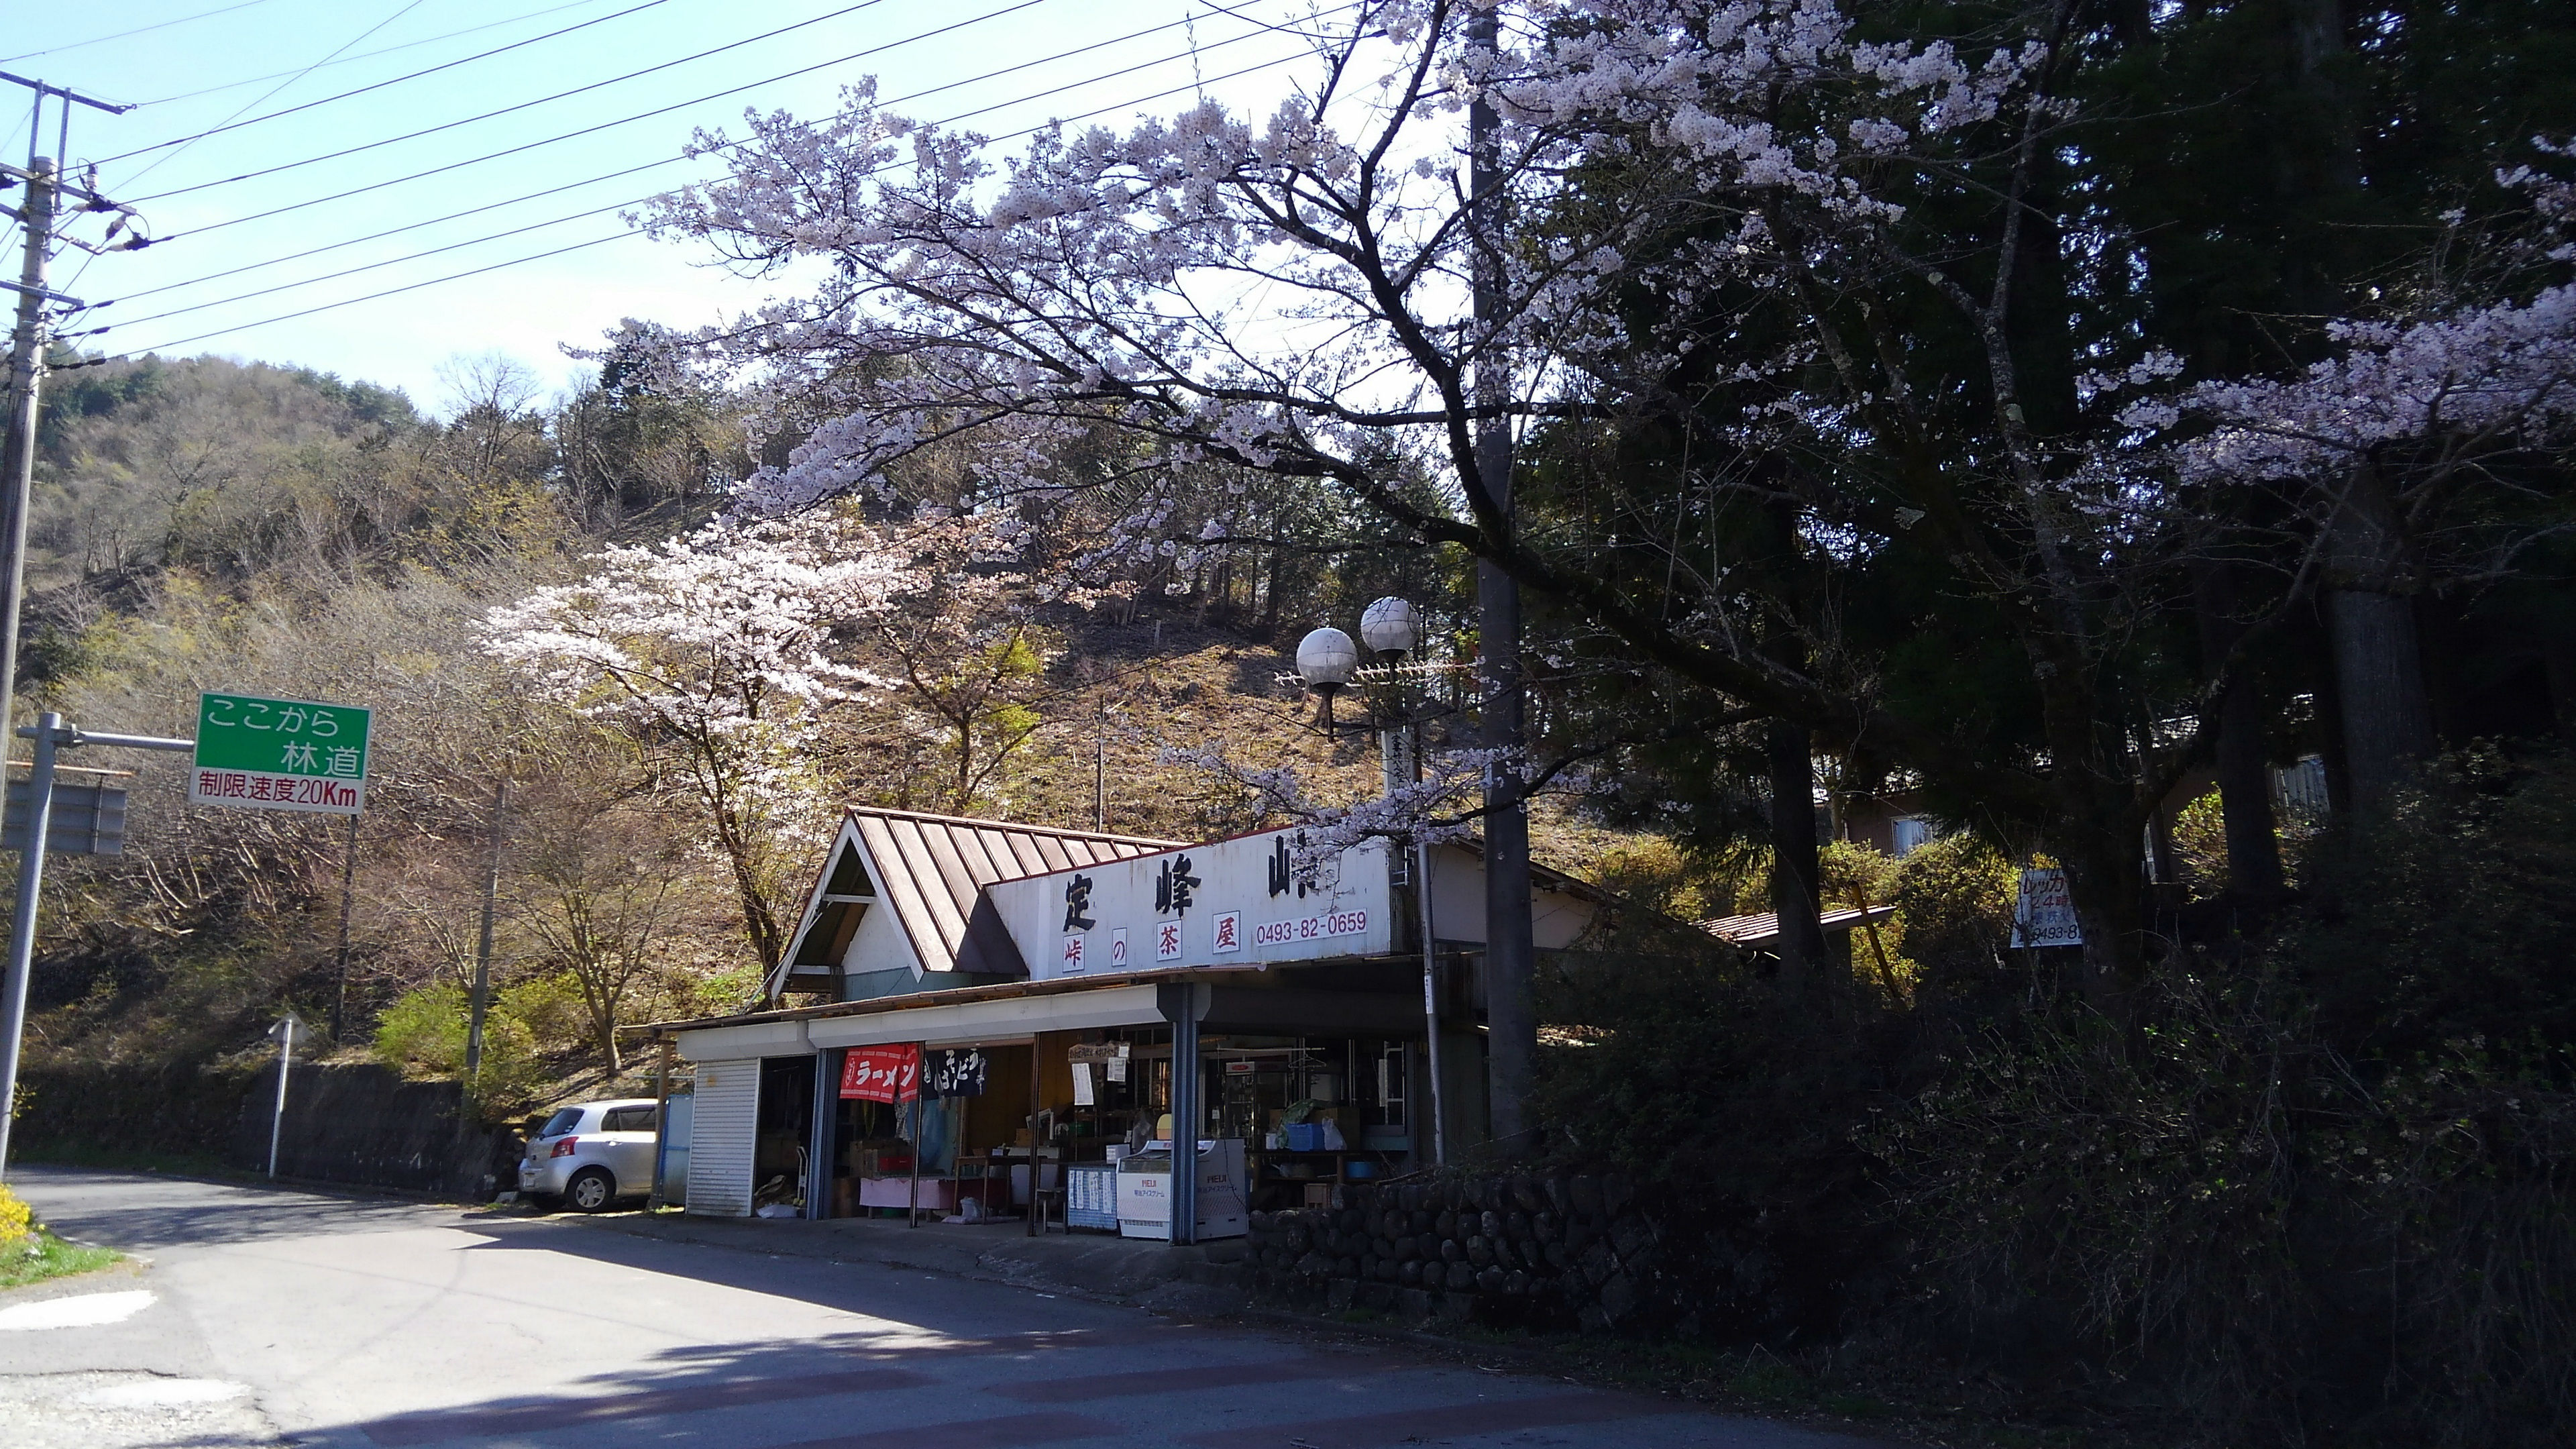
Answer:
(771, 807, 1181, 999)
(769, 816, 895, 1000)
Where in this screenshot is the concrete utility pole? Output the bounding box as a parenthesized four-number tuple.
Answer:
(1468, 7, 1538, 1152)
(0, 74, 136, 787)
(0, 153, 56, 821)
(0, 80, 154, 1182)
(464, 780, 507, 1078)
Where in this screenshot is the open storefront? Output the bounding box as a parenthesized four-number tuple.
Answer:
(652, 807, 1603, 1242)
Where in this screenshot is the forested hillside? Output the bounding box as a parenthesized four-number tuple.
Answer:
(11, 352, 1650, 1103)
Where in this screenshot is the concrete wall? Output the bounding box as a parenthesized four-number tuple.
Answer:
(17, 1060, 261, 1161)
(226, 1062, 521, 1200)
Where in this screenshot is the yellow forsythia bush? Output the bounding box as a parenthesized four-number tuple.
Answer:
(0, 1184, 30, 1246)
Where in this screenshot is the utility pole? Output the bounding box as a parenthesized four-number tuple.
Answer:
(1468, 7, 1537, 1152)
(0, 75, 135, 782)
(1093, 700, 1108, 831)
(0, 82, 141, 1179)
(464, 780, 506, 1079)
(0, 152, 57, 816)
(329, 808, 360, 1040)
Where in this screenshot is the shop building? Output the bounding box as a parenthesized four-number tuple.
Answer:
(641, 806, 1604, 1240)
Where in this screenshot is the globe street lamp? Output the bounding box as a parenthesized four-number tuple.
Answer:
(1295, 626, 1359, 732)
(1358, 596, 1421, 659)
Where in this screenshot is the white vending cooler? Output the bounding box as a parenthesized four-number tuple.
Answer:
(1114, 1138, 1248, 1240)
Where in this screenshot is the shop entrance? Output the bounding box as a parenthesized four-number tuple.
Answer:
(753, 1055, 814, 1213)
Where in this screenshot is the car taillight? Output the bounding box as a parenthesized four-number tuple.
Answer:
(550, 1137, 578, 1158)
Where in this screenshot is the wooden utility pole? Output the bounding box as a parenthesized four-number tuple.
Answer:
(464, 780, 507, 1078)
(1093, 700, 1108, 830)
(329, 809, 360, 1039)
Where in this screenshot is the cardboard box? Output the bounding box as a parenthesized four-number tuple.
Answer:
(859, 1177, 955, 1212)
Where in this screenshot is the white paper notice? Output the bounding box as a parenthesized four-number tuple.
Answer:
(1071, 1061, 1095, 1106)
(1106, 1055, 1128, 1083)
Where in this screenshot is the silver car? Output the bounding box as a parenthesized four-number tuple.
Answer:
(518, 1099, 661, 1212)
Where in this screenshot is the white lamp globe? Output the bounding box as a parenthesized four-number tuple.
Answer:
(1295, 627, 1360, 689)
(1358, 596, 1422, 657)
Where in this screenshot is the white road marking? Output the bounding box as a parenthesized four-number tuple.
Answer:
(75, 1377, 250, 1407)
(0, 1290, 157, 1330)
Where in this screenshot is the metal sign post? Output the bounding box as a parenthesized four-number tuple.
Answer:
(0, 714, 194, 1178)
(266, 1013, 302, 1178)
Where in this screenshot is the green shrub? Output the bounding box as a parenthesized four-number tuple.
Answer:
(372, 980, 547, 1116)
(498, 972, 591, 1057)
(1871, 752, 2576, 1447)
(1532, 945, 1877, 1339)
(1887, 833, 2016, 1000)
(374, 981, 470, 1074)
(2171, 787, 2228, 899)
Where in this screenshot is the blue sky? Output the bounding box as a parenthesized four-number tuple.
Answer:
(9, 0, 1326, 413)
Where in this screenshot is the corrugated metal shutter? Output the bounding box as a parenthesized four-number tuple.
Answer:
(686, 1060, 758, 1217)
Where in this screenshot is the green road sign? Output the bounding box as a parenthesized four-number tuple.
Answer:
(189, 692, 372, 814)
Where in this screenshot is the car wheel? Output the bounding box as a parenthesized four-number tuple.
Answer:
(565, 1167, 616, 1213)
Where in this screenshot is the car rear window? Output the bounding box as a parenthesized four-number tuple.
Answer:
(539, 1108, 585, 1137)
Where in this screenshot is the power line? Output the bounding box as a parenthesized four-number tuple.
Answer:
(124, 0, 923, 199)
(129, 0, 1063, 235)
(120, 0, 433, 192)
(113, 0, 1330, 306)
(138, 0, 639, 107)
(111, 31, 1318, 334)
(121, 233, 638, 356)
(111, 43, 1323, 356)
(110, 202, 633, 329)
(0, 0, 280, 64)
(98, 0, 676, 164)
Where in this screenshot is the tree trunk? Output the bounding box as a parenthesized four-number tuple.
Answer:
(2192, 561, 2284, 897)
(1469, 3, 1535, 1156)
(1479, 557, 1536, 1149)
(2059, 813, 2148, 1018)
(1766, 718, 1827, 989)
(2323, 462, 2432, 808)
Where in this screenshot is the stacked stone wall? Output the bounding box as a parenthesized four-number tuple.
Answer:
(1241, 1171, 1666, 1330)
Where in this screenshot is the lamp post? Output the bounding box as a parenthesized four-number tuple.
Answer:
(1293, 627, 1358, 733)
(1358, 596, 1424, 794)
(1285, 598, 1449, 1166)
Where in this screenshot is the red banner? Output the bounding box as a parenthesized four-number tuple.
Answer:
(839, 1044, 918, 1102)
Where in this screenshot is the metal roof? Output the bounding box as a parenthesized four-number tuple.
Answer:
(1701, 903, 1896, 948)
(842, 807, 1182, 977)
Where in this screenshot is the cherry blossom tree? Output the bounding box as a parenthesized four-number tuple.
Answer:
(484, 514, 908, 967)
(625, 0, 2214, 1004)
(2132, 144, 2576, 806)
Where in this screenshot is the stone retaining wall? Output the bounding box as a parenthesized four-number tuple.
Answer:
(1241, 1171, 1666, 1330)
(225, 1061, 521, 1199)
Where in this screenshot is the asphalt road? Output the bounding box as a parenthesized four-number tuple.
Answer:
(0, 1167, 1897, 1449)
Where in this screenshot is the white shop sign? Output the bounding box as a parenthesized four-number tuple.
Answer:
(991, 828, 1393, 981)
(2010, 867, 2084, 948)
